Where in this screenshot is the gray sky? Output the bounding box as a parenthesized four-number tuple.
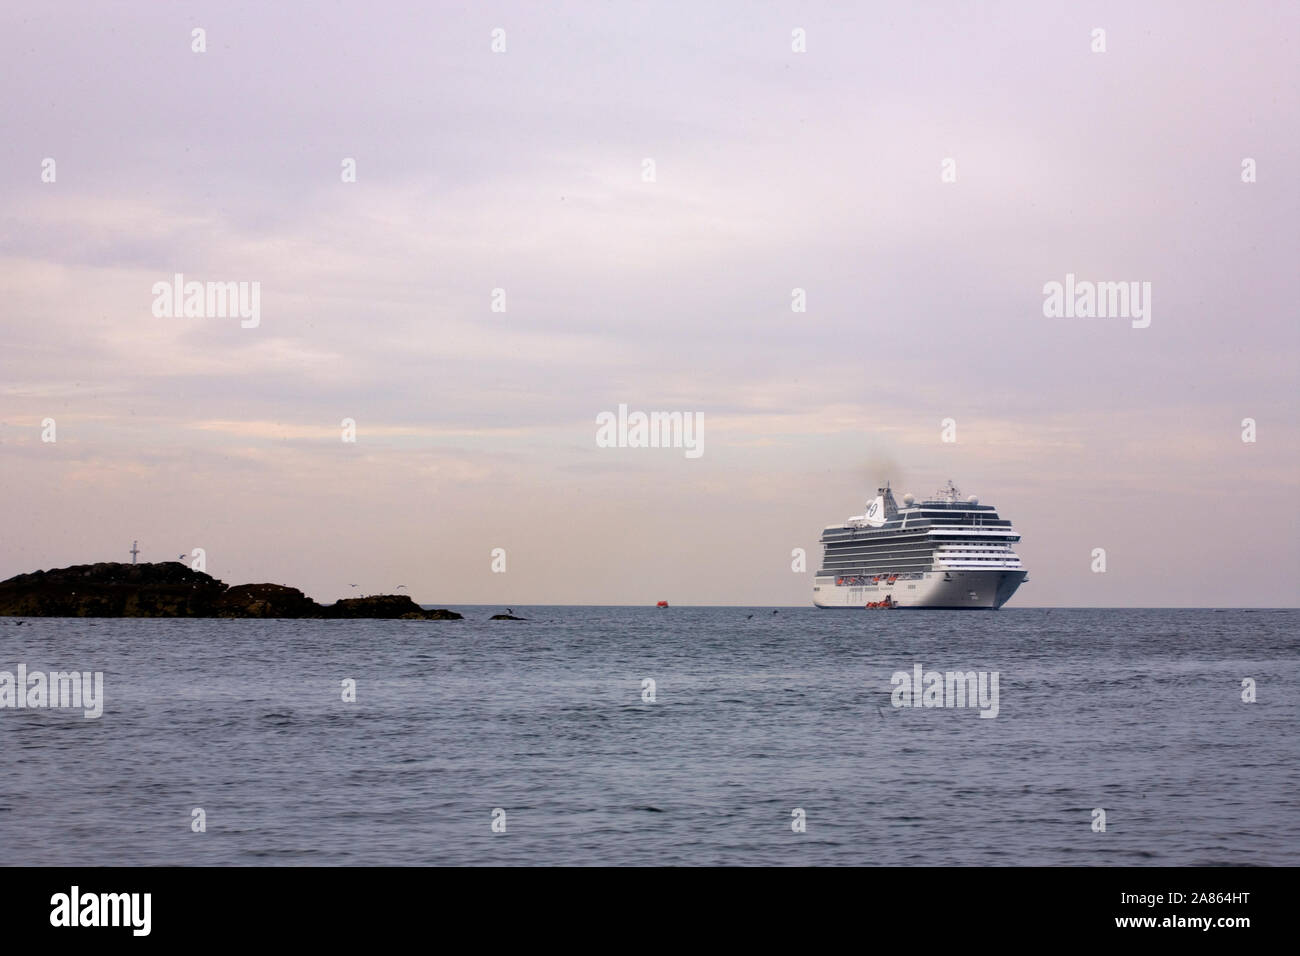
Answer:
(1, 1, 1296, 606)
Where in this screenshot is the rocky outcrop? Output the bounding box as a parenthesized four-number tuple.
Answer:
(489, 613, 525, 620)
(323, 594, 462, 620)
(0, 562, 461, 620)
(212, 583, 321, 619)
(0, 562, 226, 617)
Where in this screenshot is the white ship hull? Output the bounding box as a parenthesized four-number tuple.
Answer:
(813, 570, 1027, 609)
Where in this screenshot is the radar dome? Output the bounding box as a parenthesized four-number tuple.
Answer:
(967, 495, 979, 505)
(902, 493, 915, 506)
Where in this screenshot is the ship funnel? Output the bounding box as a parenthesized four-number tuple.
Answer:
(863, 494, 887, 527)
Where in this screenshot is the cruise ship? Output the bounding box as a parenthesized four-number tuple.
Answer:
(812, 481, 1027, 609)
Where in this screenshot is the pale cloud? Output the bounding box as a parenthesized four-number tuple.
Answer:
(0, 1, 1295, 606)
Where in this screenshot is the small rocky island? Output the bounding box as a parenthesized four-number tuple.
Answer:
(0, 562, 462, 620)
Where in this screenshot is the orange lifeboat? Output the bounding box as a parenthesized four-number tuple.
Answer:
(656, 600, 669, 608)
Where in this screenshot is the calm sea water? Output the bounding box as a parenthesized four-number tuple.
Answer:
(1, 607, 1296, 866)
